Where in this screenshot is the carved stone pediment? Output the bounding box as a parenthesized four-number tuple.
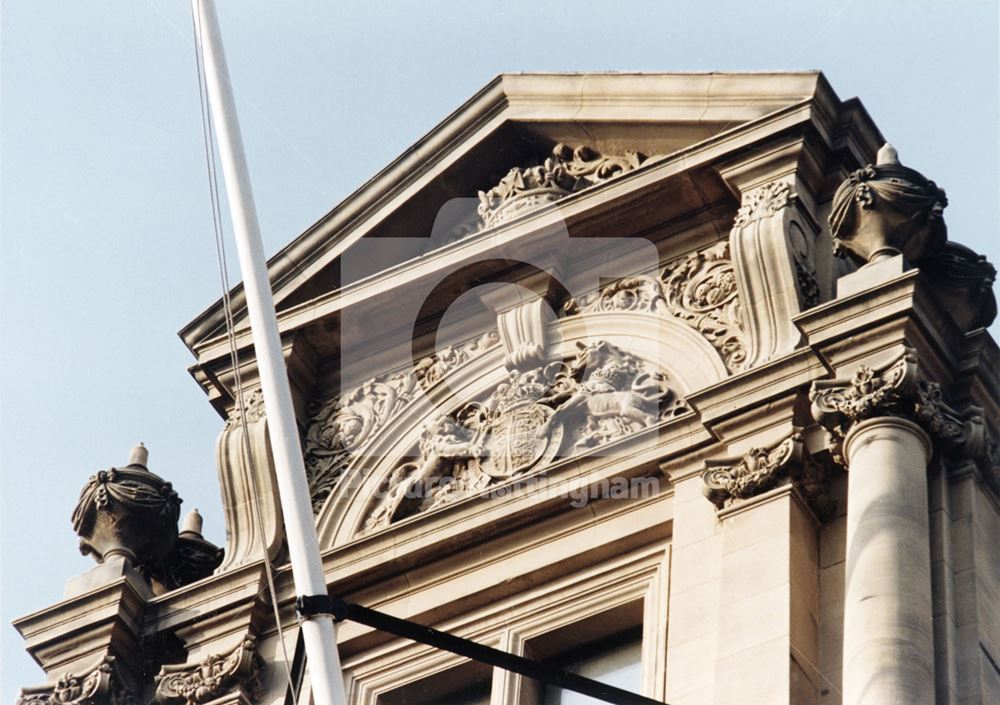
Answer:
(303, 331, 501, 511)
(153, 637, 262, 705)
(362, 339, 687, 530)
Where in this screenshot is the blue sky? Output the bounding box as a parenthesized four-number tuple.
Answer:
(2, 1, 997, 700)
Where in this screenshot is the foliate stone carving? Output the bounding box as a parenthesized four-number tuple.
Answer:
(562, 241, 747, 373)
(660, 241, 746, 371)
(702, 433, 802, 508)
(702, 432, 836, 518)
(829, 144, 948, 266)
(477, 143, 646, 229)
(733, 181, 792, 226)
(17, 656, 134, 705)
(363, 340, 687, 530)
(72, 444, 181, 571)
(154, 637, 262, 705)
(809, 349, 985, 459)
(224, 388, 266, 429)
(303, 331, 500, 510)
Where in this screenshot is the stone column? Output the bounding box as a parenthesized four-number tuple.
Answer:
(810, 348, 983, 705)
(840, 417, 933, 705)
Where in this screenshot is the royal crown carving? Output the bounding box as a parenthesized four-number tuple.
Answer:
(154, 637, 262, 705)
(363, 340, 687, 530)
(477, 143, 645, 229)
(17, 656, 134, 705)
(304, 331, 500, 510)
(564, 241, 747, 372)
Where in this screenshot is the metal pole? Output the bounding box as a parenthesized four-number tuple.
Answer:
(190, 2, 348, 704)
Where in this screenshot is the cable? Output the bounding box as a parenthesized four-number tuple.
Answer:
(190, 2, 301, 702)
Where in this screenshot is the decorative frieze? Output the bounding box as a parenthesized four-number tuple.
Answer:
(304, 330, 500, 510)
(477, 143, 646, 230)
(17, 655, 134, 705)
(363, 339, 687, 530)
(154, 637, 262, 705)
(563, 241, 747, 373)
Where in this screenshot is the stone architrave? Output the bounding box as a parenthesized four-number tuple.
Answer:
(728, 180, 817, 366)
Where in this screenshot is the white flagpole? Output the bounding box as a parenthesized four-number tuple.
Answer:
(190, 2, 348, 704)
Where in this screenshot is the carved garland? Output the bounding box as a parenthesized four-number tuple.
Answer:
(564, 240, 747, 372)
(154, 637, 262, 705)
(362, 340, 688, 531)
(303, 330, 500, 510)
(17, 656, 134, 705)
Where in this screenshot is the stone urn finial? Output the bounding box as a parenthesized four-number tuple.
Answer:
(71, 444, 181, 570)
(829, 143, 948, 265)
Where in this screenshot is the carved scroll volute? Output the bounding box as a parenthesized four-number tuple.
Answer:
(497, 298, 554, 371)
(215, 391, 284, 571)
(727, 180, 821, 366)
(154, 637, 262, 705)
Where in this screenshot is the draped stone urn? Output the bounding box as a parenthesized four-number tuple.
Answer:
(829, 143, 948, 266)
(72, 443, 181, 570)
(71, 443, 223, 592)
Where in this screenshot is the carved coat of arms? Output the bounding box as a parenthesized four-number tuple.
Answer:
(363, 340, 686, 530)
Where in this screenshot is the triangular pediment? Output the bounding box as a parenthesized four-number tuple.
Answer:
(181, 71, 872, 368)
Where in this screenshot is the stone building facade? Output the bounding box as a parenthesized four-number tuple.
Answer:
(14, 73, 1000, 705)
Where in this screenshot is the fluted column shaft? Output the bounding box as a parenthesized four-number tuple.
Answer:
(841, 417, 934, 705)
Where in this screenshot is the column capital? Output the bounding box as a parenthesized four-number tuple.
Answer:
(809, 347, 985, 460)
(16, 655, 136, 705)
(702, 430, 836, 519)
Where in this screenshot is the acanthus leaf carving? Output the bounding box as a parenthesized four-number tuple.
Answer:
(562, 241, 747, 373)
(702, 432, 837, 519)
(809, 348, 986, 461)
(733, 181, 792, 227)
(17, 655, 134, 705)
(362, 340, 687, 531)
(153, 637, 262, 705)
(702, 432, 803, 508)
(303, 330, 500, 511)
(476, 143, 646, 230)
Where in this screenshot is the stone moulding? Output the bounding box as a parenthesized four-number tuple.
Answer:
(563, 240, 747, 373)
(17, 655, 134, 705)
(153, 637, 262, 705)
(303, 330, 500, 510)
(476, 143, 646, 230)
(809, 348, 987, 461)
